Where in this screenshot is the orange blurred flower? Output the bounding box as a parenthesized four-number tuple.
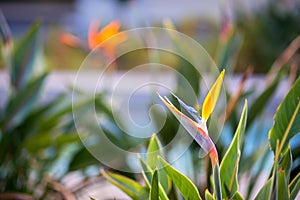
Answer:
(60, 20, 127, 59)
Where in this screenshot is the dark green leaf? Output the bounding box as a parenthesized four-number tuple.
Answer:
(3, 73, 47, 131)
(254, 178, 273, 200)
(101, 170, 148, 200)
(220, 100, 247, 198)
(150, 170, 159, 200)
(278, 146, 292, 182)
(158, 156, 202, 200)
(269, 77, 300, 156)
(69, 147, 100, 171)
(289, 172, 300, 200)
(12, 21, 40, 89)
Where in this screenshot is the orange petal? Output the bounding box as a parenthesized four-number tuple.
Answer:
(202, 70, 225, 121)
(60, 33, 81, 48)
(88, 20, 101, 49)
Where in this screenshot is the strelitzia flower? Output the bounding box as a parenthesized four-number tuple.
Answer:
(158, 70, 225, 168)
(60, 20, 126, 60)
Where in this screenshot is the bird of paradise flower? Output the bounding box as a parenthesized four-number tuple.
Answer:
(60, 20, 127, 62)
(158, 70, 225, 199)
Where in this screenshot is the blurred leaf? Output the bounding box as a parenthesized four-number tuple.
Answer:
(205, 189, 215, 200)
(277, 170, 289, 200)
(220, 100, 247, 198)
(149, 170, 159, 200)
(289, 172, 300, 200)
(11, 21, 40, 90)
(215, 31, 243, 72)
(254, 177, 273, 200)
(101, 170, 148, 200)
(158, 156, 202, 200)
(24, 132, 79, 153)
(69, 147, 100, 171)
(269, 77, 300, 156)
(3, 73, 47, 131)
(248, 78, 279, 127)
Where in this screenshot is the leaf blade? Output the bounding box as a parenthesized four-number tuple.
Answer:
(158, 156, 202, 200)
(220, 100, 248, 198)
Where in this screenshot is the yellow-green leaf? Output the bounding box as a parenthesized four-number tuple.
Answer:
(101, 170, 148, 200)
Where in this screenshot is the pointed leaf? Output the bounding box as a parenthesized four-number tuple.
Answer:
(147, 134, 163, 169)
(146, 134, 169, 194)
(138, 156, 169, 200)
(254, 178, 273, 200)
(101, 170, 148, 200)
(149, 170, 159, 200)
(220, 100, 247, 198)
(231, 192, 244, 200)
(205, 189, 215, 200)
(269, 77, 300, 156)
(12, 21, 40, 89)
(158, 156, 202, 200)
(202, 70, 225, 120)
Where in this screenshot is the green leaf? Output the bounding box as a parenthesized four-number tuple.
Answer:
(213, 164, 222, 200)
(158, 156, 202, 200)
(231, 192, 244, 200)
(12, 21, 41, 90)
(220, 100, 247, 199)
(150, 170, 159, 200)
(277, 170, 289, 200)
(254, 178, 273, 200)
(101, 170, 148, 200)
(147, 134, 163, 169)
(269, 77, 300, 156)
(138, 154, 153, 188)
(146, 134, 169, 194)
(248, 79, 279, 127)
(205, 189, 215, 200)
(138, 155, 169, 200)
(278, 146, 292, 182)
(289, 172, 300, 200)
(3, 73, 47, 131)
(25, 132, 79, 153)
